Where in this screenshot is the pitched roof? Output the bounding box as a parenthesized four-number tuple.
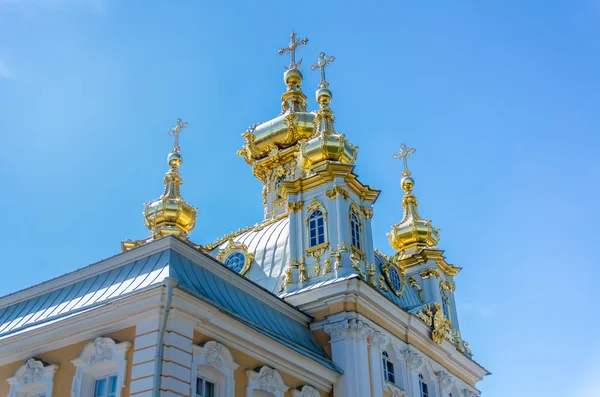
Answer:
(0, 237, 338, 373)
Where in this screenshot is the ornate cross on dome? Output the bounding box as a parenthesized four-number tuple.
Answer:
(310, 52, 335, 87)
(278, 32, 309, 70)
(168, 118, 188, 153)
(393, 143, 416, 173)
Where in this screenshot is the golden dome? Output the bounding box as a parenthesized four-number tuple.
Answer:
(144, 119, 197, 239)
(388, 145, 440, 254)
(300, 52, 358, 170)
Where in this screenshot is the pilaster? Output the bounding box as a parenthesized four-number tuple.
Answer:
(324, 316, 373, 397)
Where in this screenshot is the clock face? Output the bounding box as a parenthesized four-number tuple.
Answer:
(225, 252, 246, 273)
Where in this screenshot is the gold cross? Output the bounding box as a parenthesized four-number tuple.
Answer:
(278, 32, 309, 70)
(168, 118, 188, 153)
(393, 143, 416, 173)
(310, 52, 335, 87)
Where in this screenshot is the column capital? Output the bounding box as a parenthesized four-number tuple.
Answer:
(324, 318, 372, 343)
(400, 348, 423, 370)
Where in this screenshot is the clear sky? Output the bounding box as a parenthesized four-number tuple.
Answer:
(1, 1, 599, 396)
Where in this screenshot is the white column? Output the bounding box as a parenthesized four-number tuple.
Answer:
(324, 318, 372, 397)
(129, 312, 194, 397)
(400, 348, 423, 397)
(368, 330, 389, 397)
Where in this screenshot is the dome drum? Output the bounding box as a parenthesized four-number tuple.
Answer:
(300, 133, 358, 168)
(144, 197, 197, 237)
(241, 112, 315, 161)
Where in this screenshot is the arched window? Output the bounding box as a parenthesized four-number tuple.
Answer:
(419, 374, 430, 397)
(191, 341, 239, 397)
(382, 351, 395, 384)
(6, 358, 58, 397)
(350, 212, 362, 250)
(224, 252, 245, 273)
(308, 210, 325, 247)
(441, 289, 451, 321)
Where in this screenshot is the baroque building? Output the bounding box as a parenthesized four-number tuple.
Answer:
(0, 33, 488, 397)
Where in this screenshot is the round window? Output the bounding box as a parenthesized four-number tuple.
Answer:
(225, 252, 246, 273)
(388, 265, 403, 292)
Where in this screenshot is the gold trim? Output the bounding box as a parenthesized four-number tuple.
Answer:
(408, 277, 424, 302)
(204, 214, 288, 251)
(216, 239, 255, 276)
(306, 241, 329, 254)
(420, 267, 440, 279)
(287, 200, 304, 213)
(325, 186, 350, 200)
(381, 262, 406, 297)
(440, 280, 456, 292)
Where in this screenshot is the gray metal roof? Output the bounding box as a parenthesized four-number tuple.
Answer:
(0, 243, 338, 372)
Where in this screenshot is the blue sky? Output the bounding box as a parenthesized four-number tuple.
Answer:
(1, 1, 599, 395)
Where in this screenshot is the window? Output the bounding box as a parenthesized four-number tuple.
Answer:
(94, 375, 117, 397)
(196, 377, 215, 397)
(71, 337, 131, 397)
(350, 213, 361, 250)
(441, 289, 451, 321)
(382, 351, 395, 384)
(275, 176, 285, 199)
(191, 341, 239, 397)
(389, 266, 403, 292)
(419, 374, 429, 397)
(224, 252, 245, 273)
(308, 210, 325, 247)
(6, 358, 57, 397)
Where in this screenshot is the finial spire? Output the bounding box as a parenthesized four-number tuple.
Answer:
(310, 52, 335, 88)
(278, 32, 309, 70)
(168, 118, 188, 153)
(393, 143, 416, 177)
(388, 144, 440, 254)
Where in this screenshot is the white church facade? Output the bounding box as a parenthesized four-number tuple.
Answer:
(0, 33, 488, 397)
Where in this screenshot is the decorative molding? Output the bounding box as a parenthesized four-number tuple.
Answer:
(360, 205, 374, 219)
(325, 186, 350, 200)
(400, 349, 423, 370)
(71, 337, 131, 397)
(216, 238, 255, 276)
(324, 319, 372, 343)
(246, 366, 289, 397)
(415, 303, 453, 344)
(291, 385, 321, 397)
(383, 381, 406, 397)
(192, 342, 239, 397)
(7, 358, 58, 397)
(369, 330, 389, 352)
(408, 277, 424, 302)
(462, 388, 478, 397)
(436, 370, 454, 391)
(440, 279, 456, 292)
(287, 200, 304, 213)
(420, 267, 440, 279)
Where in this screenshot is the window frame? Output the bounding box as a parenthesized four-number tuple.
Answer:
(381, 351, 395, 385)
(191, 341, 239, 397)
(93, 374, 118, 397)
(70, 337, 131, 397)
(419, 374, 430, 397)
(6, 358, 58, 397)
(308, 209, 326, 248)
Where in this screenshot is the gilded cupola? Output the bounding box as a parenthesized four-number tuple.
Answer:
(143, 118, 197, 239)
(299, 52, 358, 170)
(237, 32, 316, 175)
(388, 144, 440, 255)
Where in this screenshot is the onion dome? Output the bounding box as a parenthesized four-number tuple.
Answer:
(237, 33, 316, 166)
(388, 144, 440, 254)
(144, 118, 197, 239)
(300, 52, 358, 169)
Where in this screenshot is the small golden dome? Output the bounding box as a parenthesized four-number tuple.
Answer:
(144, 119, 197, 239)
(388, 145, 440, 254)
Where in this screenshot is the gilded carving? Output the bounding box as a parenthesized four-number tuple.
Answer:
(440, 279, 456, 292)
(420, 267, 440, 279)
(378, 275, 389, 292)
(360, 205, 374, 219)
(323, 258, 332, 274)
(380, 256, 406, 297)
(349, 252, 366, 279)
(325, 186, 350, 200)
(365, 263, 377, 287)
(298, 257, 307, 283)
(216, 238, 255, 276)
(416, 303, 453, 344)
(409, 277, 424, 302)
(287, 200, 304, 213)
